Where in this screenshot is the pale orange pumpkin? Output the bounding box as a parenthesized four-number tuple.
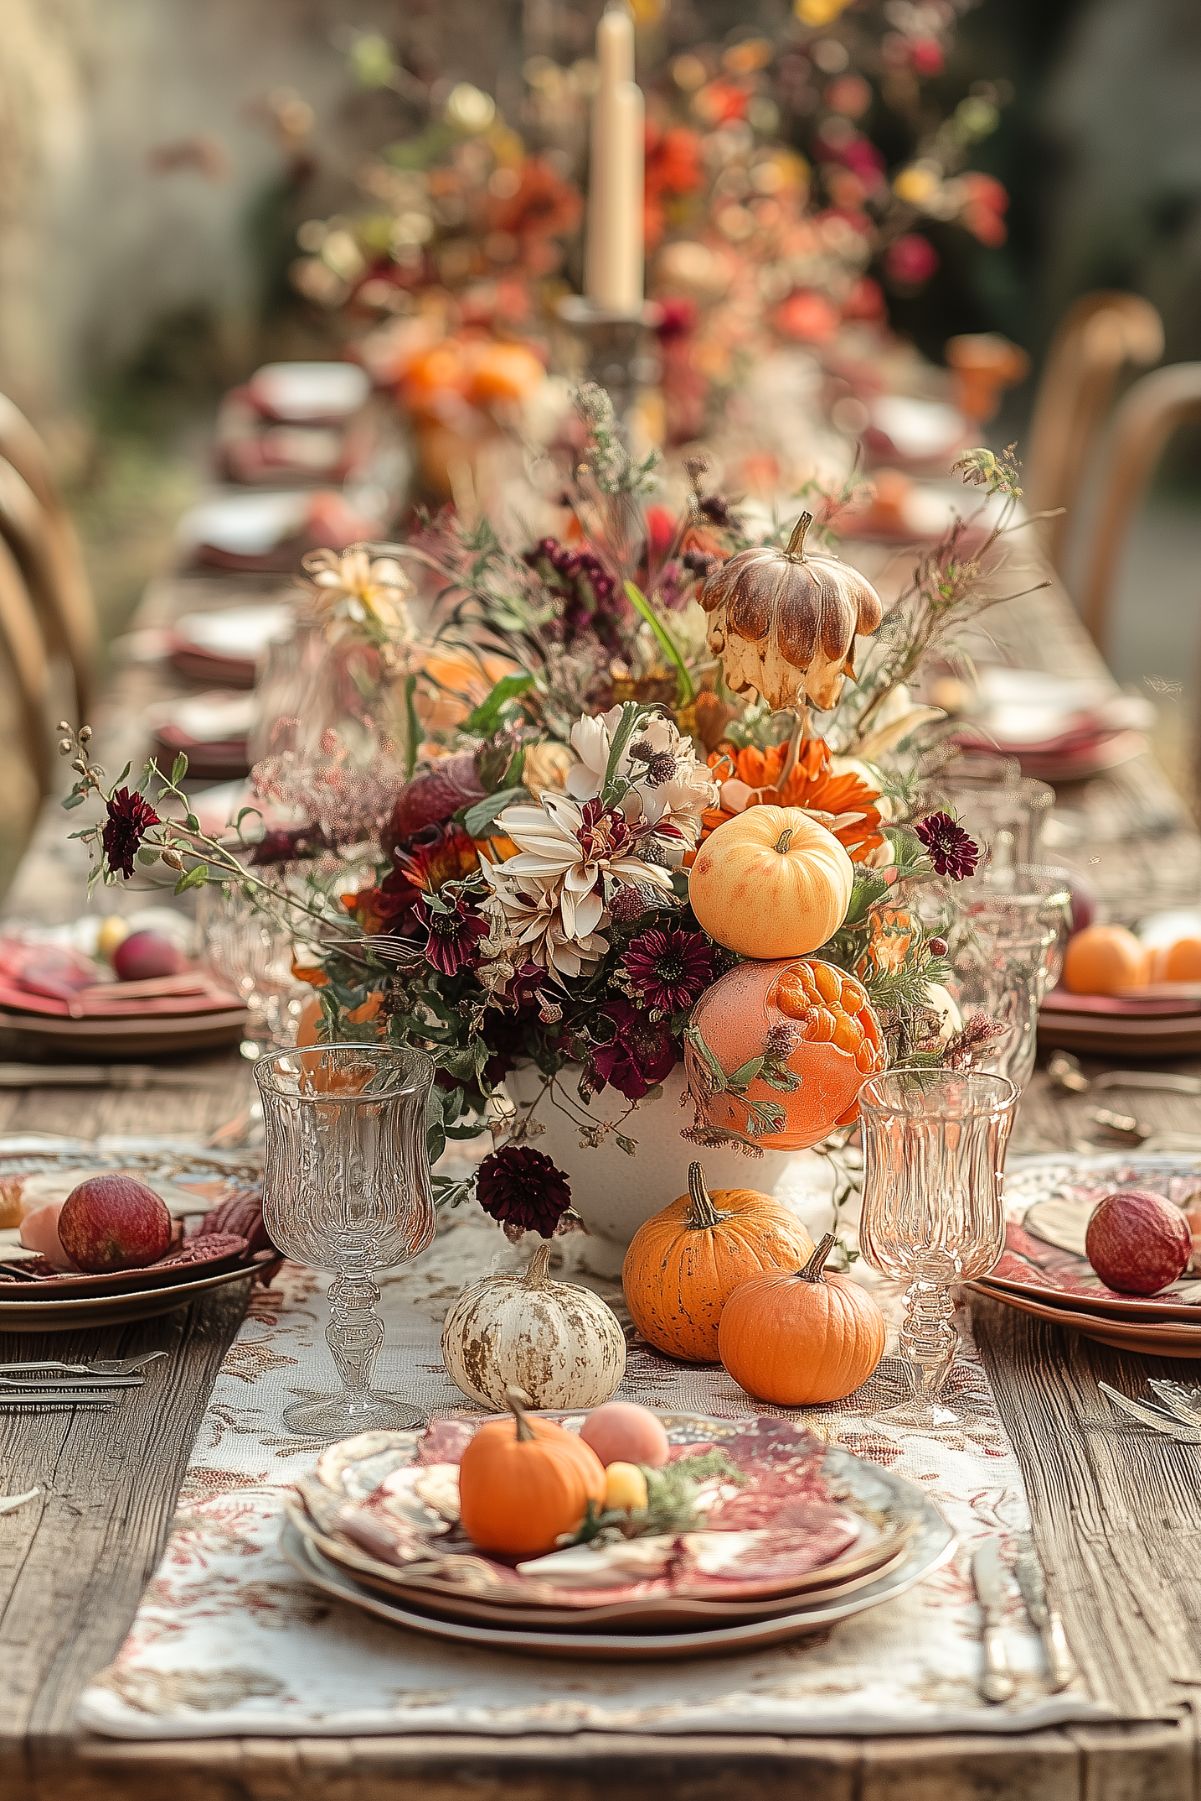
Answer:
(718, 1233, 886, 1405)
(685, 957, 885, 1150)
(457, 1388, 606, 1558)
(688, 805, 854, 960)
(621, 1163, 815, 1363)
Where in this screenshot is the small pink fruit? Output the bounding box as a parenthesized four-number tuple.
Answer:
(18, 1200, 77, 1270)
(58, 1174, 173, 1273)
(1085, 1189, 1191, 1296)
(579, 1401, 670, 1469)
(112, 930, 184, 983)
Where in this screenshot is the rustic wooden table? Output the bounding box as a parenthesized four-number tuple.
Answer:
(2, 552, 1200, 1801)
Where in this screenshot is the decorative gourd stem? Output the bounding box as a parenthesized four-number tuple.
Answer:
(773, 826, 795, 855)
(523, 1241, 555, 1288)
(505, 1384, 537, 1442)
(785, 512, 813, 559)
(686, 1161, 731, 1230)
(797, 1232, 837, 1282)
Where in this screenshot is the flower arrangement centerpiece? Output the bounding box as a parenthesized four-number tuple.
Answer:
(64, 394, 1036, 1253)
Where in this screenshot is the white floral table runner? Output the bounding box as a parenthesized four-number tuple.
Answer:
(78, 1148, 1124, 1743)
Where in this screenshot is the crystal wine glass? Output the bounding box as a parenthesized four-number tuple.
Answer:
(858, 1067, 1018, 1428)
(951, 872, 1070, 1089)
(254, 1043, 436, 1439)
(198, 882, 306, 1059)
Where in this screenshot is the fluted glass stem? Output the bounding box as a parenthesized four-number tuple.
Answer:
(327, 1274, 384, 1404)
(899, 1277, 957, 1402)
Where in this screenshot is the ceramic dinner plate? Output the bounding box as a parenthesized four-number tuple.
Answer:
(974, 1152, 1201, 1353)
(281, 1504, 956, 1663)
(0, 1139, 264, 1331)
(0, 1004, 246, 1059)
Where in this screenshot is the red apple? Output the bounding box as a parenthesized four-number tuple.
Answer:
(58, 1174, 173, 1272)
(1085, 1189, 1191, 1296)
(112, 930, 184, 983)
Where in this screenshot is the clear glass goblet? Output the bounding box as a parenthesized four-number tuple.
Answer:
(932, 761, 1054, 874)
(198, 882, 307, 1059)
(951, 877, 1069, 1089)
(859, 1067, 1017, 1428)
(254, 1043, 436, 1439)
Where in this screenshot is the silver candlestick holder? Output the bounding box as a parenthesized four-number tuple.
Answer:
(557, 296, 661, 444)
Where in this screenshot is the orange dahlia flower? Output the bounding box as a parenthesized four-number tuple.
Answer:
(701, 739, 884, 862)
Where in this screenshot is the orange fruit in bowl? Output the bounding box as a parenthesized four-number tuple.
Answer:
(1061, 924, 1149, 996)
(684, 956, 885, 1151)
(1149, 935, 1201, 985)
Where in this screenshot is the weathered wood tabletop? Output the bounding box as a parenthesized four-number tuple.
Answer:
(2, 544, 1201, 1800)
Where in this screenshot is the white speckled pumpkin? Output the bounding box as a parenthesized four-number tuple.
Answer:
(441, 1242, 626, 1410)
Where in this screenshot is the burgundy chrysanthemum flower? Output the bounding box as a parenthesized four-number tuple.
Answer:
(476, 1144, 572, 1239)
(620, 925, 717, 1017)
(414, 890, 489, 977)
(589, 999, 679, 1101)
(915, 811, 980, 880)
(101, 787, 161, 879)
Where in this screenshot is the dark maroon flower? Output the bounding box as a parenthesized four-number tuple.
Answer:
(414, 890, 489, 976)
(476, 1144, 572, 1238)
(102, 787, 161, 879)
(620, 925, 716, 1017)
(523, 537, 629, 655)
(916, 812, 980, 880)
(248, 824, 331, 866)
(589, 999, 679, 1101)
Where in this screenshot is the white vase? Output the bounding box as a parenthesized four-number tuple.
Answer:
(504, 1061, 836, 1275)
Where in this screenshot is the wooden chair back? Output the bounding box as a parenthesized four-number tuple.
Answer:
(1025, 293, 1164, 571)
(1076, 363, 1201, 655)
(0, 533, 53, 801)
(0, 455, 96, 725)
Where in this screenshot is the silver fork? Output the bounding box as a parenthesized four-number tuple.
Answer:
(0, 1351, 166, 1378)
(1148, 1379, 1201, 1426)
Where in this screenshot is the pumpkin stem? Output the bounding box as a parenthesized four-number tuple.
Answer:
(504, 1384, 537, 1442)
(786, 511, 813, 559)
(798, 1232, 837, 1282)
(773, 826, 794, 855)
(524, 1241, 554, 1288)
(686, 1161, 729, 1229)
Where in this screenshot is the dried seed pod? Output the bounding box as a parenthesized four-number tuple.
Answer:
(699, 513, 883, 712)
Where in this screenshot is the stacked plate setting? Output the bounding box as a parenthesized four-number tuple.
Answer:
(973, 1152, 1201, 1356)
(285, 1414, 955, 1662)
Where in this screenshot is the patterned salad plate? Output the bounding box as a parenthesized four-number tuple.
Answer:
(284, 1414, 954, 1657)
(0, 1137, 264, 1331)
(972, 1152, 1201, 1355)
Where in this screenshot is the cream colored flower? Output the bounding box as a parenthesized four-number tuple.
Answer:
(496, 792, 670, 939)
(479, 872, 610, 986)
(303, 547, 413, 639)
(565, 706, 717, 852)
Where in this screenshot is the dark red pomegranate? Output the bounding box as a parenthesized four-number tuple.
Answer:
(1085, 1189, 1191, 1296)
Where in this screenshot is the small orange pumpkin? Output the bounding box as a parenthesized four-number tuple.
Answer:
(718, 1233, 886, 1405)
(456, 1387, 606, 1558)
(688, 805, 854, 960)
(685, 957, 885, 1150)
(622, 1162, 815, 1363)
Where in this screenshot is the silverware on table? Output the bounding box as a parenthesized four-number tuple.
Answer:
(0, 1352, 165, 1377)
(1099, 1381, 1201, 1444)
(971, 1541, 1017, 1704)
(1047, 1051, 1201, 1099)
(1148, 1379, 1201, 1426)
(1014, 1542, 1077, 1692)
(0, 1390, 119, 1409)
(0, 1371, 145, 1390)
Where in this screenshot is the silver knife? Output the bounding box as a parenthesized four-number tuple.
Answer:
(1099, 1382, 1201, 1443)
(0, 1372, 145, 1389)
(970, 1541, 1016, 1704)
(0, 1390, 121, 1407)
(1014, 1543, 1077, 1692)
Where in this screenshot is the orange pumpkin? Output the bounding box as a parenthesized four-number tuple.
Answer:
(718, 1233, 886, 1405)
(456, 1387, 606, 1558)
(466, 340, 545, 408)
(688, 805, 853, 960)
(622, 1162, 815, 1363)
(685, 957, 885, 1150)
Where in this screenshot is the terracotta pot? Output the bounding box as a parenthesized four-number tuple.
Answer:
(504, 1061, 834, 1273)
